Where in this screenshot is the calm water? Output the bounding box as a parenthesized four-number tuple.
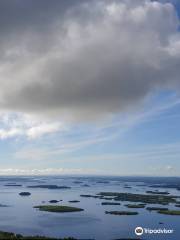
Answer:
(0, 176, 179, 239)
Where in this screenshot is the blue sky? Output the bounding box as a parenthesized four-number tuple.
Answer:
(1, 90, 180, 176)
(0, 0, 180, 176)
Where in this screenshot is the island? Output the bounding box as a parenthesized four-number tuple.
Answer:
(80, 194, 99, 198)
(27, 185, 71, 189)
(73, 181, 83, 184)
(4, 184, 22, 187)
(96, 181, 110, 184)
(68, 200, 80, 203)
(98, 192, 179, 205)
(0, 204, 9, 207)
(19, 192, 31, 196)
(146, 190, 169, 195)
(158, 210, 180, 215)
(105, 211, 138, 215)
(124, 185, 132, 189)
(101, 202, 120, 205)
(34, 205, 84, 213)
(146, 207, 168, 211)
(49, 200, 59, 203)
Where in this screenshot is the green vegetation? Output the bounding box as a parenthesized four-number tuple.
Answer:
(98, 192, 179, 205)
(146, 207, 168, 211)
(125, 204, 145, 208)
(0, 231, 77, 239)
(34, 205, 84, 213)
(105, 211, 138, 215)
(158, 210, 180, 215)
(101, 202, 120, 205)
(0, 231, 144, 240)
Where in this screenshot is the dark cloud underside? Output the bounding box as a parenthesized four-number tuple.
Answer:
(0, 0, 180, 121)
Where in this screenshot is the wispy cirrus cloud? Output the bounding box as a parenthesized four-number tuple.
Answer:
(13, 94, 180, 160)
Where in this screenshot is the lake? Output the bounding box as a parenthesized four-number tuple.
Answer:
(0, 176, 179, 240)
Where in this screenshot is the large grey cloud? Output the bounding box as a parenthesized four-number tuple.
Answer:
(0, 0, 180, 121)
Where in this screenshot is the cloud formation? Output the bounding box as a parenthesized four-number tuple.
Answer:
(0, 168, 83, 175)
(0, 0, 180, 122)
(0, 113, 66, 139)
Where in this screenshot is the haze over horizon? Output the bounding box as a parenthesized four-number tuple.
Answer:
(0, 0, 180, 176)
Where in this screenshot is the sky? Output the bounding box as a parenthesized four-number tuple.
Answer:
(0, 0, 180, 176)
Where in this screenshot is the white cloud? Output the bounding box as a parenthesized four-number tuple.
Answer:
(0, 128, 23, 139)
(0, 113, 67, 139)
(0, 167, 106, 176)
(26, 122, 64, 139)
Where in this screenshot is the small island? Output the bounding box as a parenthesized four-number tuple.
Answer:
(146, 207, 168, 211)
(96, 181, 110, 184)
(146, 190, 169, 195)
(101, 202, 120, 205)
(80, 194, 99, 198)
(81, 184, 90, 187)
(175, 204, 180, 207)
(0, 204, 9, 207)
(105, 211, 138, 215)
(49, 200, 59, 203)
(34, 205, 84, 213)
(28, 185, 71, 189)
(68, 200, 80, 203)
(158, 210, 180, 215)
(19, 192, 31, 196)
(125, 204, 145, 208)
(124, 185, 132, 189)
(4, 184, 22, 187)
